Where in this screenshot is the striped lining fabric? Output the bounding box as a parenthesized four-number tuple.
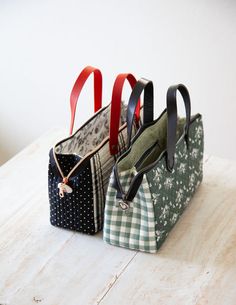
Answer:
(91, 126, 130, 232)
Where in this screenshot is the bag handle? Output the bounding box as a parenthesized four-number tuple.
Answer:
(109, 73, 141, 155)
(126, 78, 154, 148)
(112, 78, 154, 202)
(69, 66, 102, 135)
(166, 84, 191, 171)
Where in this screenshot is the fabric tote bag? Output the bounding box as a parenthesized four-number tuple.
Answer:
(48, 66, 141, 235)
(103, 78, 204, 252)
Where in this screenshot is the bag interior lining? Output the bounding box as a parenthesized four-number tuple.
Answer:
(118, 111, 190, 173)
(55, 102, 127, 157)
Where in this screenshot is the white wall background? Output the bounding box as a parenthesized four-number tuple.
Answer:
(0, 0, 236, 165)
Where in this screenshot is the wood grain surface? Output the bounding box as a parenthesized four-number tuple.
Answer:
(0, 129, 235, 305)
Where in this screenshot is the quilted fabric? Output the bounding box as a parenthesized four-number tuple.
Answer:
(103, 115, 204, 252)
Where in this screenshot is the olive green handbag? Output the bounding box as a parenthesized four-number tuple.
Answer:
(103, 79, 204, 253)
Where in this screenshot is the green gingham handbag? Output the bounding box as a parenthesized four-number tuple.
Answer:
(103, 78, 204, 252)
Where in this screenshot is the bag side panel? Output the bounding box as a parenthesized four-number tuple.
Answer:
(48, 154, 96, 234)
(103, 170, 157, 253)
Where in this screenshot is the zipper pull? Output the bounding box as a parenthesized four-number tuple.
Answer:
(57, 177, 73, 198)
(58, 183, 65, 198)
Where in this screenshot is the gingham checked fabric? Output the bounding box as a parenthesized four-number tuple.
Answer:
(103, 168, 157, 253)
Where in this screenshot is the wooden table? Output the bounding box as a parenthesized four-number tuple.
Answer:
(0, 129, 236, 305)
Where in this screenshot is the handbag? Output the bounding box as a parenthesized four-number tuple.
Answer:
(103, 78, 204, 252)
(48, 66, 141, 234)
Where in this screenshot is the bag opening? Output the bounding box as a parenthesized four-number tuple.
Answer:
(118, 111, 198, 173)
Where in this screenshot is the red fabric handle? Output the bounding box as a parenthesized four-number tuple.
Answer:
(109, 73, 140, 155)
(69, 66, 102, 135)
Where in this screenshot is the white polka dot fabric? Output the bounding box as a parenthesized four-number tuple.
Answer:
(49, 153, 95, 234)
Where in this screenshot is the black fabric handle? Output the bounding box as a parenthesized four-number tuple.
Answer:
(126, 78, 154, 148)
(113, 78, 154, 203)
(166, 84, 191, 171)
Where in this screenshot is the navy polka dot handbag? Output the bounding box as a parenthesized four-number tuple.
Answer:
(48, 66, 141, 234)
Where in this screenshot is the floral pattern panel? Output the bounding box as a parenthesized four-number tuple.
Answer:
(146, 115, 204, 249)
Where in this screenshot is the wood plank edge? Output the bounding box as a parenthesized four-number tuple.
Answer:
(96, 251, 138, 305)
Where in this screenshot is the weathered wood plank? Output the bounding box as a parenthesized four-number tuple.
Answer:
(99, 156, 236, 305)
(0, 194, 136, 305)
(0, 129, 137, 305)
(0, 128, 67, 227)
